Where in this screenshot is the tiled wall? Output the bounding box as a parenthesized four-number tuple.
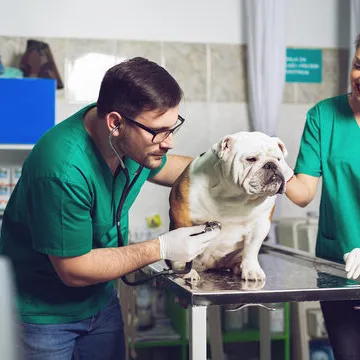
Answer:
(0, 35, 351, 225)
(0, 36, 350, 105)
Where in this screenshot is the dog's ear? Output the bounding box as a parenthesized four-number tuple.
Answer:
(212, 135, 234, 160)
(272, 137, 288, 158)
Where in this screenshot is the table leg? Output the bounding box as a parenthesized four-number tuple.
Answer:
(207, 305, 224, 360)
(189, 305, 207, 360)
(259, 306, 271, 360)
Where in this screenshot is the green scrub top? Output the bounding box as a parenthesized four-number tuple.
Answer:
(0, 104, 166, 324)
(295, 94, 360, 263)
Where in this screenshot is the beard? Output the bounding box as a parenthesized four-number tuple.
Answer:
(113, 134, 167, 169)
(141, 152, 166, 169)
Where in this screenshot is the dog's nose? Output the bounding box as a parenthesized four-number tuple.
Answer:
(262, 162, 277, 171)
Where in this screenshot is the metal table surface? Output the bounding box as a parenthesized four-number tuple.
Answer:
(146, 244, 360, 360)
(150, 243, 360, 306)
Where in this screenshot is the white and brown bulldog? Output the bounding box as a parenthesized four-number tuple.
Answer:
(168, 131, 292, 283)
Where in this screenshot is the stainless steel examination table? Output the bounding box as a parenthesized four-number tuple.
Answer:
(147, 243, 360, 360)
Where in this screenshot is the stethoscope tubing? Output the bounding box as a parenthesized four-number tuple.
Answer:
(109, 130, 190, 286)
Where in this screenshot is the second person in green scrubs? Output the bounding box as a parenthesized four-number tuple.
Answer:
(286, 34, 360, 360)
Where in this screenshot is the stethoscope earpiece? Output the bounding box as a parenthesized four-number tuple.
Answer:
(109, 126, 119, 138)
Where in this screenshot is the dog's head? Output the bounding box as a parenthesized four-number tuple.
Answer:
(212, 131, 289, 197)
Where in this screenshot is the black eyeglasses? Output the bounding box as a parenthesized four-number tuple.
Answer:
(122, 114, 185, 144)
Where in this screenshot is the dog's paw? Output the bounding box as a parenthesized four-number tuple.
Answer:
(241, 279, 266, 290)
(234, 261, 266, 281)
(182, 269, 201, 285)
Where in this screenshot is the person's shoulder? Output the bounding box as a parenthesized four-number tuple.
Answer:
(312, 94, 346, 110)
(24, 105, 95, 181)
(307, 94, 347, 118)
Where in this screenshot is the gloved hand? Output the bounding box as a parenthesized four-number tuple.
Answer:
(283, 161, 294, 183)
(344, 248, 360, 279)
(158, 225, 221, 262)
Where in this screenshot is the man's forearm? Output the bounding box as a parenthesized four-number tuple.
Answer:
(51, 239, 161, 287)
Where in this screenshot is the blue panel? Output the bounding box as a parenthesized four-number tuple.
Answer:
(0, 78, 56, 145)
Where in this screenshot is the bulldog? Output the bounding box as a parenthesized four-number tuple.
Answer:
(168, 131, 292, 283)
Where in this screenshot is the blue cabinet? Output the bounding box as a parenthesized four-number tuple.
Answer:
(0, 78, 56, 145)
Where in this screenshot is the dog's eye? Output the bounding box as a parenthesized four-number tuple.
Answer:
(246, 157, 257, 163)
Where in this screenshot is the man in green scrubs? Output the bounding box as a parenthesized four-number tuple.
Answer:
(0, 57, 220, 360)
(286, 34, 360, 360)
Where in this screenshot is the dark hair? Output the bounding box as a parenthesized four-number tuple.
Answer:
(97, 57, 183, 119)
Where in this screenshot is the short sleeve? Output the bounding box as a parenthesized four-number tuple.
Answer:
(147, 154, 167, 179)
(26, 177, 93, 257)
(294, 106, 322, 177)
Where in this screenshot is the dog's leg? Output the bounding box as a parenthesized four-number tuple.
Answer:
(167, 165, 203, 283)
(233, 216, 271, 281)
(167, 261, 200, 283)
(182, 269, 201, 283)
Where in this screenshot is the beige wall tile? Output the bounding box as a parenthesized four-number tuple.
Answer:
(296, 83, 329, 104)
(209, 44, 247, 103)
(283, 83, 296, 103)
(295, 48, 350, 104)
(0, 36, 22, 67)
(116, 40, 161, 65)
(323, 48, 349, 94)
(163, 42, 207, 102)
(65, 38, 117, 60)
(65, 38, 117, 102)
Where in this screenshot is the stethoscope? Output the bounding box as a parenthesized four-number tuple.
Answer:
(108, 126, 194, 286)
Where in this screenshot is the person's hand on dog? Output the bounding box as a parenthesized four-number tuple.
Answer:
(344, 248, 360, 280)
(158, 225, 221, 262)
(283, 161, 294, 183)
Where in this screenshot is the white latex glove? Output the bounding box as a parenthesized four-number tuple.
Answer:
(158, 225, 221, 262)
(344, 248, 360, 279)
(283, 161, 294, 183)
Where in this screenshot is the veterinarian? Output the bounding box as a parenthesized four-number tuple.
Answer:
(286, 34, 360, 360)
(0, 57, 221, 360)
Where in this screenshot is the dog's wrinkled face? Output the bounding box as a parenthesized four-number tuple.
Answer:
(212, 131, 288, 197)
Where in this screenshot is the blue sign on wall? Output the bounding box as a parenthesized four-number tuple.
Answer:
(0, 78, 56, 145)
(286, 48, 322, 83)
